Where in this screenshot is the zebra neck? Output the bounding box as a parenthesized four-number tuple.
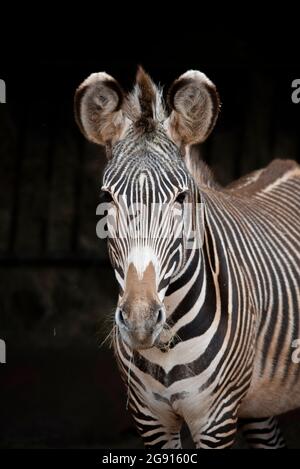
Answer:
(164, 228, 218, 343)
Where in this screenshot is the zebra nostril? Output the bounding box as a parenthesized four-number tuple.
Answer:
(156, 308, 165, 325)
(116, 308, 127, 328)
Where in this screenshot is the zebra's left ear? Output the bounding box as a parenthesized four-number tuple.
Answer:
(165, 70, 220, 147)
(74, 72, 130, 148)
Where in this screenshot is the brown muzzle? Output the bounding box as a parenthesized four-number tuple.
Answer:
(115, 262, 166, 349)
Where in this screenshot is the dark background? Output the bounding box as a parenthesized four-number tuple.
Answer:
(0, 29, 300, 448)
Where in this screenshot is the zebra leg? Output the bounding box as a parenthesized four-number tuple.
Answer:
(239, 417, 286, 448)
(132, 410, 183, 448)
(189, 418, 238, 449)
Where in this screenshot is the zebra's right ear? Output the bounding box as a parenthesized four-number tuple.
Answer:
(165, 70, 220, 147)
(74, 72, 130, 147)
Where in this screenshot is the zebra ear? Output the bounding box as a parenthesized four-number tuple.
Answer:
(165, 70, 220, 146)
(74, 72, 130, 147)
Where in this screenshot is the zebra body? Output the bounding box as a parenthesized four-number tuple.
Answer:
(114, 158, 300, 447)
(74, 67, 300, 448)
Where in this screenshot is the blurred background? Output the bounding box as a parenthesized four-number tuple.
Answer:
(0, 32, 300, 448)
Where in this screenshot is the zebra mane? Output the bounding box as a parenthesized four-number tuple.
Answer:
(185, 147, 221, 190)
(188, 155, 300, 196)
(125, 66, 166, 133)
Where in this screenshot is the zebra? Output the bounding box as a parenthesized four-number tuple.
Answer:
(74, 67, 300, 449)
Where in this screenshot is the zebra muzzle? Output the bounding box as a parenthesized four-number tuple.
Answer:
(115, 304, 166, 350)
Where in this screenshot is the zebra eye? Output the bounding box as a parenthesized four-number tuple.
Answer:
(175, 191, 187, 205)
(100, 189, 114, 204)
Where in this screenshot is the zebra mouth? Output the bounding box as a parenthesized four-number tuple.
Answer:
(121, 334, 157, 350)
(117, 324, 164, 351)
(117, 325, 175, 352)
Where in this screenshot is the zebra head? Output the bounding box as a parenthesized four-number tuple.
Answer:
(75, 67, 220, 350)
